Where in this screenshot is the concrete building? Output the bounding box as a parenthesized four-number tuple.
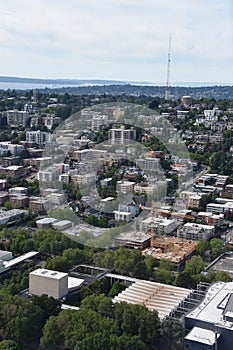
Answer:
(116, 180, 135, 194)
(134, 183, 158, 196)
(0, 156, 20, 168)
(113, 204, 139, 223)
(108, 126, 136, 145)
(9, 187, 28, 196)
(36, 218, 58, 229)
(0, 209, 28, 225)
(136, 158, 159, 172)
(9, 195, 29, 208)
(206, 203, 225, 214)
(29, 268, 68, 299)
(91, 114, 108, 130)
(185, 282, 233, 350)
(114, 230, 151, 250)
(177, 223, 215, 241)
(59, 174, 70, 185)
(37, 167, 61, 182)
(188, 195, 202, 209)
(52, 220, 73, 230)
(140, 217, 177, 236)
(71, 174, 96, 186)
(26, 130, 51, 145)
(0, 165, 25, 179)
(6, 110, 29, 127)
(197, 212, 224, 227)
(29, 197, 48, 214)
(0, 142, 24, 157)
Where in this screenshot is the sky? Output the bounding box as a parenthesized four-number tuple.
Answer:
(0, 0, 233, 84)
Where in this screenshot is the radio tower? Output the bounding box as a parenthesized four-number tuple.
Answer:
(165, 34, 171, 100)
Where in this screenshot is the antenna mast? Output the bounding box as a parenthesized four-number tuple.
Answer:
(165, 34, 171, 100)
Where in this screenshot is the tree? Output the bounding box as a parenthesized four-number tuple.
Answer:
(86, 215, 99, 227)
(4, 201, 13, 210)
(159, 318, 184, 350)
(196, 239, 209, 256)
(0, 340, 17, 350)
(175, 271, 195, 289)
(154, 268, 174, 285)
(184, 255, 205, 276)
(109, 281, 126, 298)
(214, 271, 232, 282)
(45, 256, 71, 272)
(209, 238, 226, 260)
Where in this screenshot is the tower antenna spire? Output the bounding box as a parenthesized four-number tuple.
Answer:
(165, 34, 172, 100)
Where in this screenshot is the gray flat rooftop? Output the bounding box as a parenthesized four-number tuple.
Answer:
(208, 252, 233, 278)
(186, 282, 233, 329)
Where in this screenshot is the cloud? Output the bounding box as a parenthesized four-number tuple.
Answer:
(0, 0, 232, 82)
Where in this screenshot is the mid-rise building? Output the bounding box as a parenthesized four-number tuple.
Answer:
(117, 180, 135, 195)
(108, 126, 136, 145)
(29, 268, 68, 299)
(26, 130, 51, 145)
(177, 222, 215, 241)
(7, 110, 29, 127)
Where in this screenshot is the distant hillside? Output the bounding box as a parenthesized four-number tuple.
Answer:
(39, 84, 233, 100)
(0, 76, 232, 99)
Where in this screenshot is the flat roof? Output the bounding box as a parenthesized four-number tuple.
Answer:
(4, 251, 39, 268)
(113, 279, 192, 319)
(9, 187, 27, 191)
(53, 220, 72, 228)
(68, 277, 84, 290)
(185, 327, 220, 345)
(0, 209, 28, 219)
(186, 282, 233, 328)
(36, 218, 58, 225)
(30, 268, 67, 280)
(115, 231, 151, 243)
(207, 252, 233, 278)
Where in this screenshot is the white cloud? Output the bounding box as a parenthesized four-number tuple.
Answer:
(0, 0, 232, 82)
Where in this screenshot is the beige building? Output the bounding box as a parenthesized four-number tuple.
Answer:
(29, 268, 68, 299)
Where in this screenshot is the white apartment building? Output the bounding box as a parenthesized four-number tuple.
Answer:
(0, 142, 24, 157)
(108, 126, 136, 145)
(140, 217, 177, 236)
(9, 187, 28, 196)
(26, 130, 51, 145)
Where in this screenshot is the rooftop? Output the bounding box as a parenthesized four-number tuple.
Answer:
(113, 279, 192, 319)
(3, 251, 39, 269)
(185, 327, 220, 346)
(30, 268, 68, 280)
(186, 282, 233, 329)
